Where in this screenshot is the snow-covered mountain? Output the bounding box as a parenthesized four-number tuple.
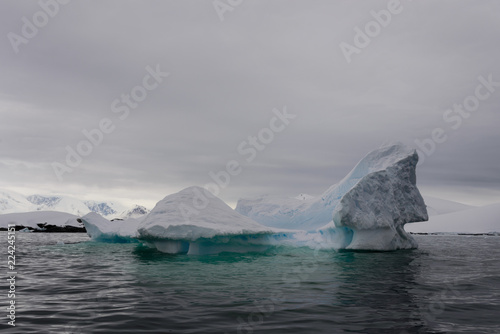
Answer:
(119, 205, 150, 219)
(403, 195, 500, 234)
(0, 190, 148, 219)
(27, 194, 92, 217)
(85, 201, 124, 217)
(26, 195, 60, 207)
(0, 190, 34, 213)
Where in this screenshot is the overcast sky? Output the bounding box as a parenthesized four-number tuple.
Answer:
(1, 0, 499, 208)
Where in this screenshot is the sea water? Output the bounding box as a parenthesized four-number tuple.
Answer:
(3, 232, 500, 333)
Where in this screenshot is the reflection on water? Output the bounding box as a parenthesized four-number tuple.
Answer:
(330, 250, 435, 333)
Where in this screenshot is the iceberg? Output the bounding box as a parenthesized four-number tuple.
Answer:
(82, 187, 280, 254)
(80, 212, 141, 242)
(136, 186, 277, 254)
(328, 145, 428, 250)
(81, 143, 428, 252)
(236, 143, 428, 250)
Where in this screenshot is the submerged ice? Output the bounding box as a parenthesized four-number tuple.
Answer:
(81, 143, 428, 253)
(80, 212, 141, 242)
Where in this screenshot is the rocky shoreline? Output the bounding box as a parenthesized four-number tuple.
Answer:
(0, 223, 86, 233)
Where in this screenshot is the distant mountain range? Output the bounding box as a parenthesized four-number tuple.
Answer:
(0, 189, 149, 219)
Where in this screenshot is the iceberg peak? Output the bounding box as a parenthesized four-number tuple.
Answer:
(236, 143, 428, 250)
(328, 144, 428, 250)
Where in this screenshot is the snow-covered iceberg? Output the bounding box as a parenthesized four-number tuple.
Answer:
(81, 187, 280, 254)
(80, 212, 141, 242)
(236, 143, 428, 250)
(81, 143, 428, 252)
(136, 186, 277, 254)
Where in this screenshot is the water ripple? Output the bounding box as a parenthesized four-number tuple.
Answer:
(2, 233, 500, 333)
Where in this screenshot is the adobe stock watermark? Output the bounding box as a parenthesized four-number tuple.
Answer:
(206, 106, 296, 196)
(213, 0, 244, 22)
(232, 242, 332, 334)
(7, 0, 71, 54)
(51, 64, 169, 182)
(414, 74, 499, 164)
(402, 278, 461, 334)
(63, 247, 153, 334)
(178, 106, 296, 222)
(339, 0, 411, 64)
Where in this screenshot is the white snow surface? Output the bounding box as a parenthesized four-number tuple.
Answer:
(0, 189, 134, 218)
(45, 197, 91, 217)
(137, 186, 275, 241)
(80, 212, 141, 241)
(0, 211, 80, 228)
(81, 187, 279, 253)
(405, 203, 500, 234)
(422, 196, 474, 217)
(294, 194, 315, 201)
(0, 190, 34, 213)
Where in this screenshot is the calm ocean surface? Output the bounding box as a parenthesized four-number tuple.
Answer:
(3, 233, 500, 334)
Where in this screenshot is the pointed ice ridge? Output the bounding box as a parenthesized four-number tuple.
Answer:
(326, 144, 428, 249)
(237, 143, 428, 250)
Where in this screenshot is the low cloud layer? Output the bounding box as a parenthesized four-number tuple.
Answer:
(1, 0, 499, 207)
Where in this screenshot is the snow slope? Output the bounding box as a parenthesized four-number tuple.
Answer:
(80, 212, 141, 242)
(0, 211, 81, 228)
(0, 190, 34, 213)
(423, 196, 474, 217)
(138, 186, 275, 241)
(405, 203, 500, 234)
(0, 190, 142, 219)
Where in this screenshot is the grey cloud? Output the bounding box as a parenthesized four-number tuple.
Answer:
(0, 0, 499, 207)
